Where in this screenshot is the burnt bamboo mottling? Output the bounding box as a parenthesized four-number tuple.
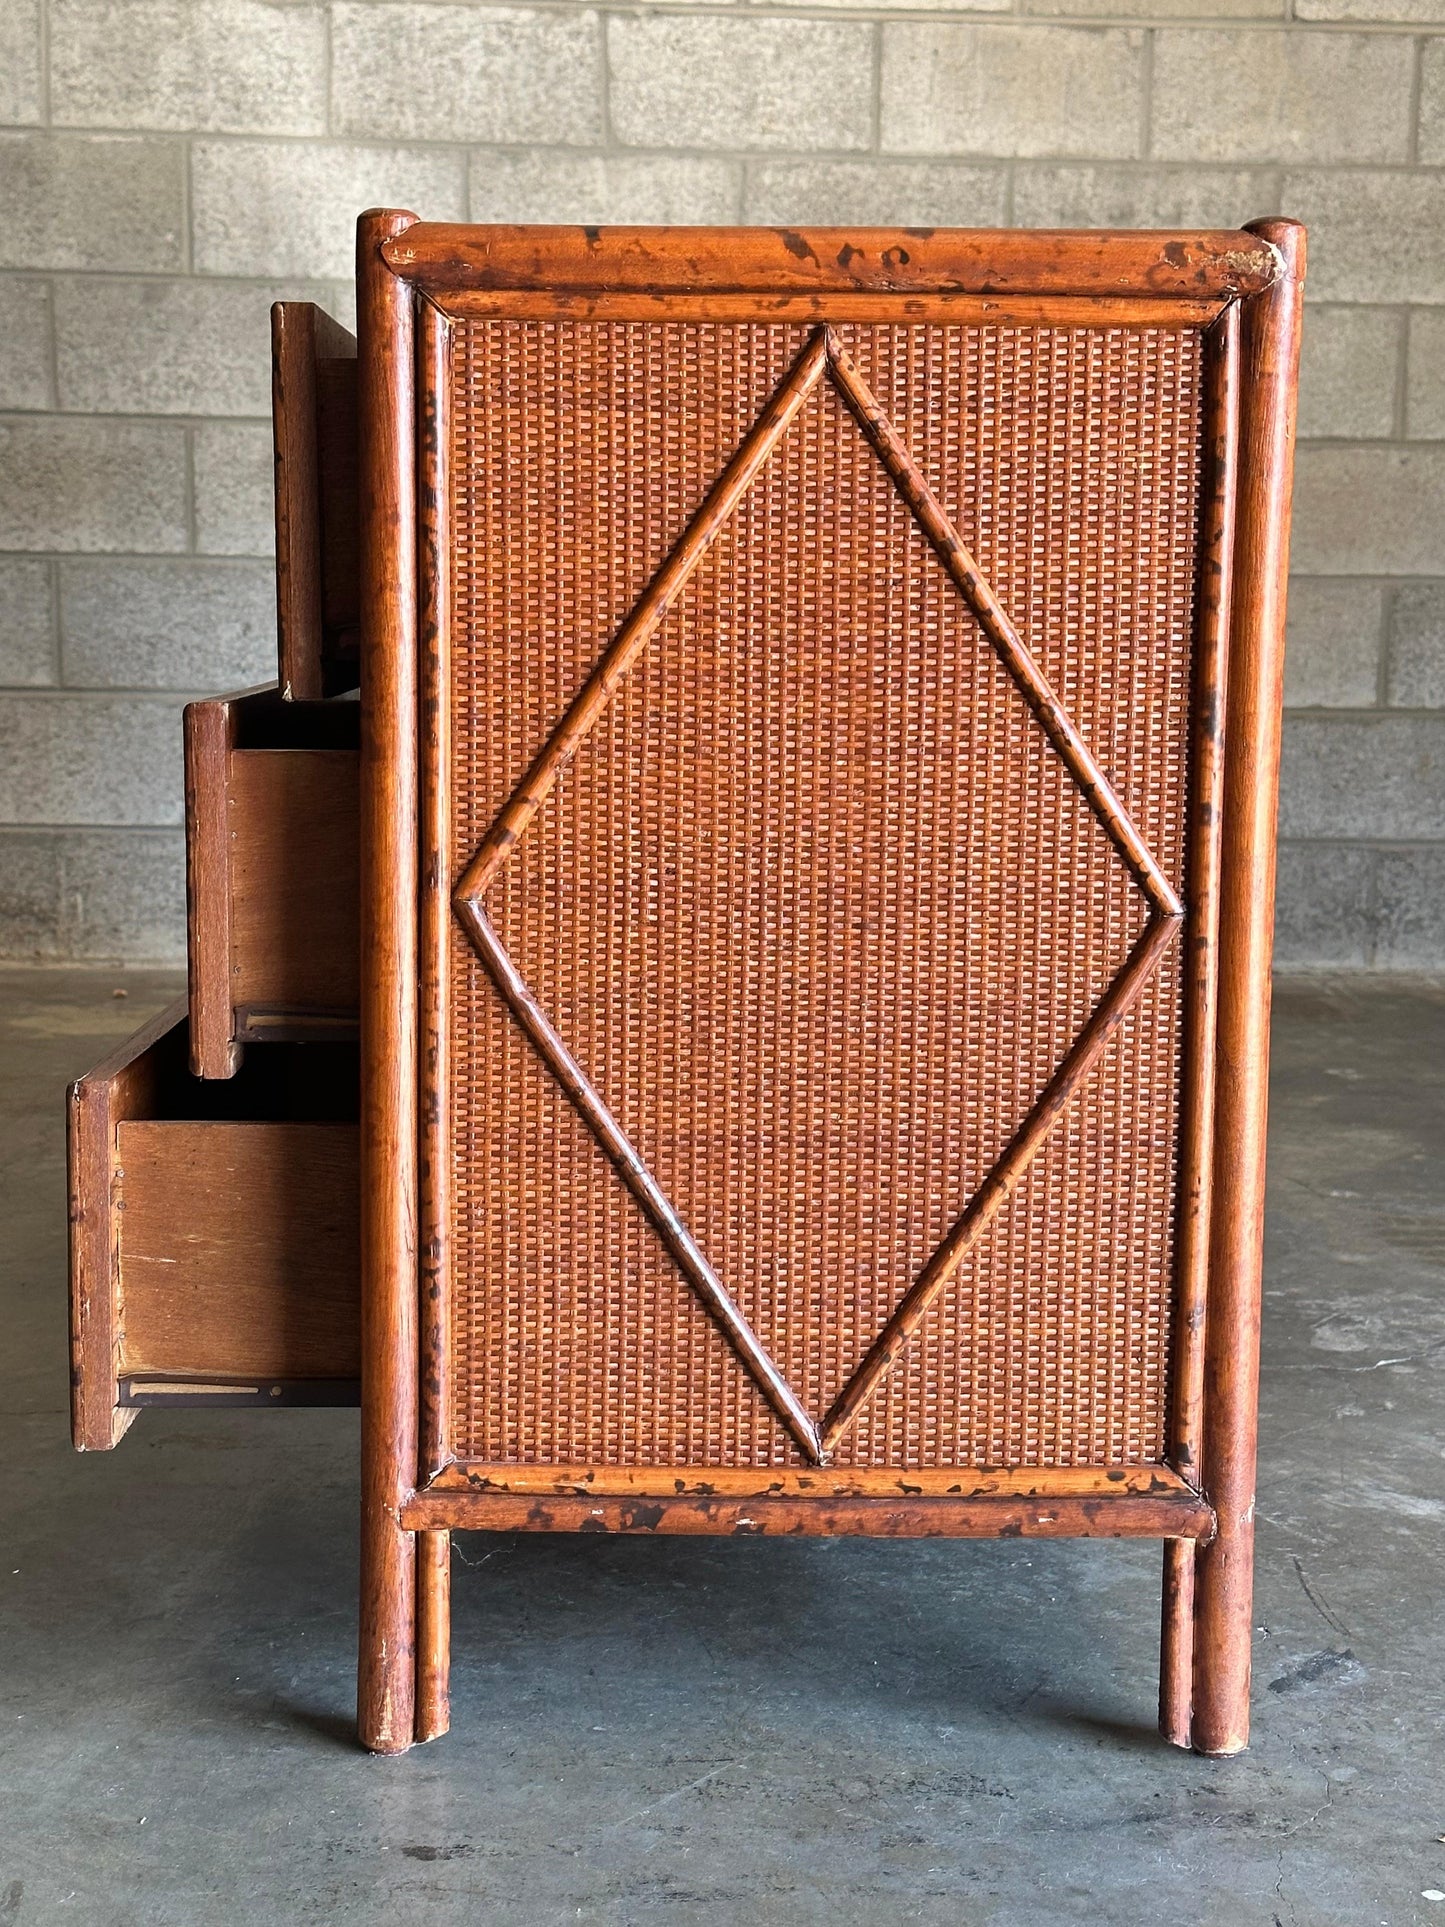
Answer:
(356, 206, 421, 1757)
(1159, 299, 1240, 1750)
(418, 297, 454, 1489)
(382, 225, 1281, 300)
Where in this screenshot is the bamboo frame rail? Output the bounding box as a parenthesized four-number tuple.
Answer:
(357, 206, 423, 1756)
(384, 224, 1281, 301)
(1189, 218, 1305, 1758)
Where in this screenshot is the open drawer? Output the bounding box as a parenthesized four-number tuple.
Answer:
(185, 684, 360, 1078)
(68, 1001, 359, 1449)
(272, 300, 359, 701)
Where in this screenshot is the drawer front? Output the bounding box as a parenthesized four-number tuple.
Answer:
(272, 301, 359, 701)
(186, 689, 359, 1078)
(229, 750, 360, 1022)
(118, 1121, 358, 1382)
(68, 1005, 359, 1448)
(424, 314, 1217, 1478)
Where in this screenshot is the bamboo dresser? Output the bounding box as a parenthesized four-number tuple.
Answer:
(69, 216, 1304, 1759)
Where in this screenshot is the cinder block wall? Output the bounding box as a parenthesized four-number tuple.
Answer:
(0, 0, 1442, 966)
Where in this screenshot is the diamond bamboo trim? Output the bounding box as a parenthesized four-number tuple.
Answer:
(454, 326, 1184, 1466)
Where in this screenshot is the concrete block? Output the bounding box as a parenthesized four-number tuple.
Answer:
(193, 422, 274, 557)
(51, 0, 326, 135)
(1387, 582, 1445, 708)
(59, 828, 187, 962)
(1297, 307, 1401, 440)
(470, 151, 739, 225)
(193, 142, 467, 280)
(1285, 577, 1385, 707)
(1298, 0, 1445, 18)
(1151, 30, 1413, 165)
(610, 15, 873, 152)
(1376, 844, 1445, 968)
(53, 277, 334, 418)
(59, 559, 276, 690)
(0, 134, 184, 274)
(0, 827, 188, 962)
(745, 160, 1005, 226)
(1279, 714, 1445, 839)
(0, 278, 53, 411)
(880, 25, 1145, 160)
(1013, 162, 1268, 228)
(1281, 171, 1445, 304)
(1407, 310, 1445, 438)
(334, 4, 603, 145)
(1026, 0, 1281, 14)
(0, 418, 187, 554)
(0, 832, 63, 958)
(0, 1, 43, 126)
(1273, 840, 1375, 967)
(1421, 39, 1445, 164)
(827, 0, 1007, 10)
(0, 561, 56, 688)
(1292, 446, 1445, 577)
(0, 694, 184, 825)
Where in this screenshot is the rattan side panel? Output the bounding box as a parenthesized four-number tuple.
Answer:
(446, 320, 1201, 1469)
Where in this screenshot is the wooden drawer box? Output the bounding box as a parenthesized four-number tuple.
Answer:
(185, 686, 360, 1078)
(68, 1002, 360, 1450)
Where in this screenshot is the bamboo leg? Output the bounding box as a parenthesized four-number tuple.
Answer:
(359, 1507, 417, 1754)
(1159, 1539, 1195, 1748)
(415, 1531, 452, 1742)
(356, 204, 422, 1758)
(1191, 218, 1305, 1759)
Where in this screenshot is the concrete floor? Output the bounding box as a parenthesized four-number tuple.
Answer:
(2, 967, 1443, 1925)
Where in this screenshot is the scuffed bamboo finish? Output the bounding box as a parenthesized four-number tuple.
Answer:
(386, 224, 1281, 300)
(357, 206, 421, 1758)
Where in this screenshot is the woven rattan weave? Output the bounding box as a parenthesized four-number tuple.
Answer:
(445, 319, 1198, 1472)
